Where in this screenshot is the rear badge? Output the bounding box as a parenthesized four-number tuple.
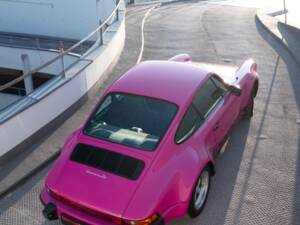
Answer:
(86, 170, 107, 180)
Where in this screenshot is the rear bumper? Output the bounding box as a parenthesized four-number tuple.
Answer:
(40, 187, 165, 225)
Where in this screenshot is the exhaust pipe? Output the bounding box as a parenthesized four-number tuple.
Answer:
(42, 203, 58, 220)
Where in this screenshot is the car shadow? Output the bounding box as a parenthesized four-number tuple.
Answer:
(0, 164, 49, 220)
(256, 17, 300, 225)
(170, 118, 251, 225)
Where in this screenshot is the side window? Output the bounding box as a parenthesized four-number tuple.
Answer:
(175, 105, 203, 144)
(193, 77, 224, 118)
(175, 75, 226, 144)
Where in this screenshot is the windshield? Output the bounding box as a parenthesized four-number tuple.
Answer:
(83, 93, 177, 151)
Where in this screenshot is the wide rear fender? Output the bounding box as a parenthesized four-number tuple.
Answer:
(235, 59, 259, 110)
(123, 143, 211, 222)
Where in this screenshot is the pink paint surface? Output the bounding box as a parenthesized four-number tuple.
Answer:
(41, 57, 258, 224)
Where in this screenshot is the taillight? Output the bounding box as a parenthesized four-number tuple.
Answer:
(110, 216, 123, 225)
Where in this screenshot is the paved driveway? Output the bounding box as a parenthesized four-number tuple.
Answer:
(0, 1, 300, 225)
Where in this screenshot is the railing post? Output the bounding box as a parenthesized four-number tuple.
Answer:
(36, 38, 41, 49)
(99, 20, 103, 45)
(283, 0, 287, 24)
(116, 0, 120, 21)
(80, 43, 84, 56)
(21, 54, 34, 95)
(59, 41, 66, 77)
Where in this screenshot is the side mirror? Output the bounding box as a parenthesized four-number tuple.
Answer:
(228, 84, 242, 96)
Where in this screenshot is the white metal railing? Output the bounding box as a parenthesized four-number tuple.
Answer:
(0, 32, 93, 56)
(0, 0, 122, 93)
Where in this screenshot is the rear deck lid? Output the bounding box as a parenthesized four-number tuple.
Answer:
(51, 143, 148, 219)
(71, 143, 145, 180)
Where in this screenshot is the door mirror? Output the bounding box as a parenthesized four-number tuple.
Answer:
(228, 84, 242, 96)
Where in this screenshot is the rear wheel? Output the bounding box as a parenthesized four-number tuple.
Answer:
(188, 167, 211, 218)
(243, 94, 254, 119)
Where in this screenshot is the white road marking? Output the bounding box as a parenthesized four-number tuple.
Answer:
(136, 4, 161, 64)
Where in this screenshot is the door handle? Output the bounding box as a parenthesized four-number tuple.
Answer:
(213, 122, 221, 131)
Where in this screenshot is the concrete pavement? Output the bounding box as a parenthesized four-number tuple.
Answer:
(1, 1, 300, 225)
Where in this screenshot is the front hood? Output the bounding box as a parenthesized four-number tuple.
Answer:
(46, 135, 152, 218)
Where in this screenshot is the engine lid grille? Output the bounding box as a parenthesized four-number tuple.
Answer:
(70, 143, 145, 180)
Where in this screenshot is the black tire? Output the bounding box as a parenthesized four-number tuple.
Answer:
(188, 167, 211, 218)
(243, 80, 258, 119)
(243, 93, 254, 119)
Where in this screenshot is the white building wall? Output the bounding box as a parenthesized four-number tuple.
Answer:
(97, 0, 116, 23)
(0, 0, 116, 41)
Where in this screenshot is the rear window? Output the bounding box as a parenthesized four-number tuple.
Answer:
(71, 144, 145, 180)
(83, 93, 177, 151)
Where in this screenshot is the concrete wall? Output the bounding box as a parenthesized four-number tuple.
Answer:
(0, 0, 116, 40)
(0, 6, 126, 158)
(97, 0, 116, 23)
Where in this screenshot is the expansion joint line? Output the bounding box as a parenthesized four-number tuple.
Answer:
(136, 4, 161, 64)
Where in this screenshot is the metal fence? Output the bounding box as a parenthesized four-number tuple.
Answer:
(0, 0, 122, 94)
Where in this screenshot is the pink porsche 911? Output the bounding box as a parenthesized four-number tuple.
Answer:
(40, 54, 258, 225)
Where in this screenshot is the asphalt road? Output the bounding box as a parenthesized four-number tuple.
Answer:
(1, 1, 300, 225)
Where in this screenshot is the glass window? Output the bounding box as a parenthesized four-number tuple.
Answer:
(175, 75, 226, 144)
(175, 105, 203, 144)
(193, 77, 224, 118)
(71, 143, 145, 180)
(83, 93, 177, 151)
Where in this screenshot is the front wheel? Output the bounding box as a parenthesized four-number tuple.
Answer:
(188, 167, 211, 218)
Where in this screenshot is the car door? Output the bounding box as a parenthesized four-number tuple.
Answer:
(174, 76, 226, 157)
(190, 76, 227, 155)
(210, 75, 240, 148)
(174, 74, 240, 157)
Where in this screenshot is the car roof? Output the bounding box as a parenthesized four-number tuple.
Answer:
(109, 61, 210, 107)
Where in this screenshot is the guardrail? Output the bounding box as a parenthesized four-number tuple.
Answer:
(0, 0, 122, 94)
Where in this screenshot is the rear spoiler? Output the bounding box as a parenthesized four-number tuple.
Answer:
(168, 54, 192, 62)
(235, 59, 257, 81)
(236, 58, 257, 74)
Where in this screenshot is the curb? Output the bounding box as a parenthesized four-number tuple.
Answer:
(134, 0, 184, 6)
(0, 151, 59, 200)
(255, 9, 300, 67)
